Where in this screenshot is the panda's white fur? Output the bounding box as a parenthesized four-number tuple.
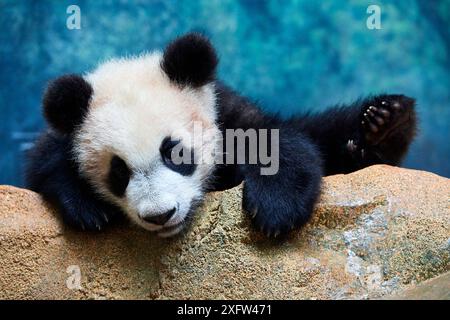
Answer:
(73, 52, 220, 235)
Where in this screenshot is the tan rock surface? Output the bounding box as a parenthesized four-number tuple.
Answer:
(386, 272, 450, 300)
(0, 165, 449, 299)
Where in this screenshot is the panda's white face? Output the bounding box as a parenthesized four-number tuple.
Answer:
(73, 53, 220, 237)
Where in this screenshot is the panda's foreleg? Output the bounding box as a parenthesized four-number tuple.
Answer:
(238, 129, 323, 237)
(299, 94, 417, 175)
(25, 133, 119, 231)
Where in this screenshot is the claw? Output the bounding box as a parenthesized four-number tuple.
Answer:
(361, 148, 365, 158)
(274, 230, 280, 238)
(381, 100, 388, 105)
(347, 139, 357, 152)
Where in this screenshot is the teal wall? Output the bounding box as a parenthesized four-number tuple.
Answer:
(0, 0, 449, 185)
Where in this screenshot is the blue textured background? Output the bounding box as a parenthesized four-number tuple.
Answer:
(0, 0, 449, 186)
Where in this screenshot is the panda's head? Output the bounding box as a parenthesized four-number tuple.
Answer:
(42, 33, 220, 237)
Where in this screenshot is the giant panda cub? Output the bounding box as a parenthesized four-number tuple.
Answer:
(26, 33, 417, 238)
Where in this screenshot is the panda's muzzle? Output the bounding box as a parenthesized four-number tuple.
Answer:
(142, 207, 176, 225)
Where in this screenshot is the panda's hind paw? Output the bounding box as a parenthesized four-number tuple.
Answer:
(361, 95, 416, 146)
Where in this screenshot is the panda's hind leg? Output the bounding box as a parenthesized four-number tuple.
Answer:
(350, 94, 417, 166)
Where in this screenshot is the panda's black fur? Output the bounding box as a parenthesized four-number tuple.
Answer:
(162, 33, 219, 88)
(25, 33, 417, 237)
(26, 129, 124, 229)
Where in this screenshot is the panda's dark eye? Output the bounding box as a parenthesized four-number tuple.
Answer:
(160, 136, 196, 176)
(107, 155, 131, 197)
(160, 137, 180, 161)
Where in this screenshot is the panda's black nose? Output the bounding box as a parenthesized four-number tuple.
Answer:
(142, 208, 176, 225)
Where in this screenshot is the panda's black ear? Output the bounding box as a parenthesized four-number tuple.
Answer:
(43, 74, 92, 134)
(162, 33, 218, 88)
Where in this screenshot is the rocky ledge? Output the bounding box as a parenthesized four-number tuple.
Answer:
(0, 165, 448, 299)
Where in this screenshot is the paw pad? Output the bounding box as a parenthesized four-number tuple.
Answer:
(361, 102, 391, 133)
(361, 95, 414, 145)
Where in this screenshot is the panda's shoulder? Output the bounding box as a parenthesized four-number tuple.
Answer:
(25, 130, 73, 190)
(30, 129, 70, 156)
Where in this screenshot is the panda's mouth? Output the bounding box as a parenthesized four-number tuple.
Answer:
(154, 199, 201, 237)
(136, 217, 185, 236)
(156, 221, 185, 238)
(131, 197, 203, 237)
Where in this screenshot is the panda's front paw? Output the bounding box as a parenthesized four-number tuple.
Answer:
(242, 182, 314, 238)
(59, 195, 115, 231)
(361, 95, 416, 146)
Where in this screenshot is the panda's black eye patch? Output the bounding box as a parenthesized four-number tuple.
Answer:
(160, 136, 196, 176)
(107, 155, 131, 197)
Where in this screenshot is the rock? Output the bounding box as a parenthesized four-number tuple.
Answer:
(386, 272, 450, 300)
(0, 165, 448, 299)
